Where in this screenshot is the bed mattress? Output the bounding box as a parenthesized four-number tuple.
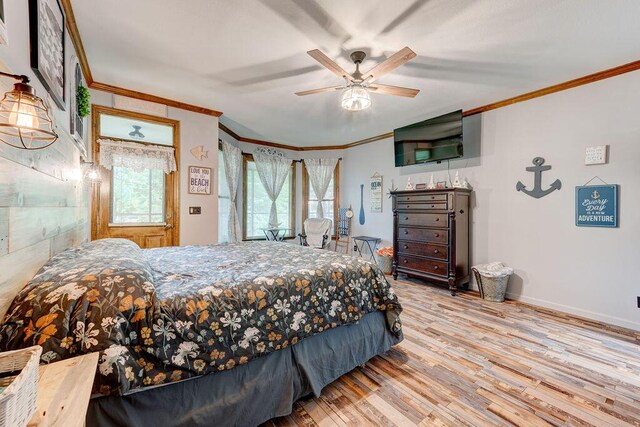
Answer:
(0, 239, 402, 396)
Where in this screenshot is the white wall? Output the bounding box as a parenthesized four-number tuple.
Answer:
(90, 90, 219, 245)
(342, 71, 640, 330)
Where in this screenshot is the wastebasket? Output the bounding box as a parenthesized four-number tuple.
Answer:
(471, 262, 514, 302)
(376, 247, 393, 274)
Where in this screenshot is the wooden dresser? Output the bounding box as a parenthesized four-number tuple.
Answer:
(391, 188, 471, 295)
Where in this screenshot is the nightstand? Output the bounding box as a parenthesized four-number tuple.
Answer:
(28, 353, 99, 427)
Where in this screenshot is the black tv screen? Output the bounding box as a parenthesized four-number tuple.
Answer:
(394, 110, 463, 167)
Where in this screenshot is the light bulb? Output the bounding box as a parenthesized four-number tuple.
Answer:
(341, 85, 371, 111)
(8, 98, 39, 130)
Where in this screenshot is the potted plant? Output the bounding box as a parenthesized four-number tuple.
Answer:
(76, 85, 90, 118)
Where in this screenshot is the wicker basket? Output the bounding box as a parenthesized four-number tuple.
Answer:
(472, 263, 513, 302)
(0, 346, 42, 427)
(377, 255, 393, 274)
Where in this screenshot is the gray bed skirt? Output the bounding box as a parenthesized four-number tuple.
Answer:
(87, 310, 402, 427)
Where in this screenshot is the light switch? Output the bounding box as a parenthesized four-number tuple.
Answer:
(189, 206, 202, 215)
(585, 145, 608, 165)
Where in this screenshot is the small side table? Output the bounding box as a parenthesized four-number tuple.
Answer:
(261, 228, 292, 242)
(352, 236, 381, 262)
(28, 353, 98, 427)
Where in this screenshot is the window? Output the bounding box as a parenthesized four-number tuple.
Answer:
(302, 162, 339, 237)
(218, 145, 230, 243)
(111, 167, 165, 224)
(243, 154, 296, 240)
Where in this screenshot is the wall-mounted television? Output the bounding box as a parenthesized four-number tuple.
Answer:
(394, 110, 463, 167)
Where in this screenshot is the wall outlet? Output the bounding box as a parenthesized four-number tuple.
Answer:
(189, 206, 201, 215)
(637, 296, 640, 308)
(585, 145, 608, 165)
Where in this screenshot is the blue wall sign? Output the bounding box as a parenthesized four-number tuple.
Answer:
(575, 185, 618, 227)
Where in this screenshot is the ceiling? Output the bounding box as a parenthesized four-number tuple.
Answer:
(72, 0, 640, 147)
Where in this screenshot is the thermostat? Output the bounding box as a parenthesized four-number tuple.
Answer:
(585, 145, 608, 165)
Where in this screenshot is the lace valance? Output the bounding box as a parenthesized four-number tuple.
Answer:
(98, 139, 177, 174)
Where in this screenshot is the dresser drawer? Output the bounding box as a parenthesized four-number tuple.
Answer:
(397, 255, 448, 277)
(397, 241, 448, 260)
(398, 213, 447, 228)
(398, 227, 448, 244)
(396, 202, 447, 211)
(396, 193, 447, 204)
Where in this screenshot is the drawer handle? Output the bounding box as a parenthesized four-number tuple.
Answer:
(430, 196, 435, 199)
(403, 259, 408, 264)
(405, 216, 409, 220)
(404, 230, 409, 235)
(434, 249, 439, 254)
(431, 205, 435, 208)
(435, 218, 440, 222)
(403, 245, 408, 249)
(434, 233, 439, 237)
(433, 266, 439, 270)
(406, 205, 410, 209)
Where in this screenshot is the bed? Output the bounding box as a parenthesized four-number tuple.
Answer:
(0, 239, 403, 426)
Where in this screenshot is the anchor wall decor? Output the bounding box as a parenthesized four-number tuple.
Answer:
(516, 157, 561, 198)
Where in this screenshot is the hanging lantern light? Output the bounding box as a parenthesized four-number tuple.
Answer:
(0, 72, 58, 149)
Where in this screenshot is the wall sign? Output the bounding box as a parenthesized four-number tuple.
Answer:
(575, 185, 618, 227)
(188, 166, 212, 195)
(370, 173, 382, 213)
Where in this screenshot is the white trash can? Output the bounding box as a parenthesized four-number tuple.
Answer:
(471, 262, 514, 302)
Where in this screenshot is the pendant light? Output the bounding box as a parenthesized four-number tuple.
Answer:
(0, 72, 58, 149)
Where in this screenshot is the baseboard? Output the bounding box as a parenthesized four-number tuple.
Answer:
(505, 292, 640, 332)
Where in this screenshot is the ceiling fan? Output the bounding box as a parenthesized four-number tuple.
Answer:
(295, 47, 420, 111)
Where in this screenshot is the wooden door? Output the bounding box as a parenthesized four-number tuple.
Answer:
(91, 106, 180, 248)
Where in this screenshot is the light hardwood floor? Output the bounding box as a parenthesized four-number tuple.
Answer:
(266, 278, 640, 427)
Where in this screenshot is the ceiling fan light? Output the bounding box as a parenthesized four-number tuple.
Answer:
(341, 85, 371, 112)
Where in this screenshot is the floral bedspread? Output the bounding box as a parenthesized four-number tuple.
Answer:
(0, 239, 402, 396)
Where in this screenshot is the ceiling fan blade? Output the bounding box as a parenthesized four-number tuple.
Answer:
(363, 47, 417, 83)
(368, 83, 420, 98)
(307, 49, 354, 81)
(295, 85, 344, 96)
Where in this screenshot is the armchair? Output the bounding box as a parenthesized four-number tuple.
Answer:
(298, 218, 332, 249)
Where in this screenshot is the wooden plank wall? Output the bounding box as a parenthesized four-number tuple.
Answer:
(0, 127, 89, 320)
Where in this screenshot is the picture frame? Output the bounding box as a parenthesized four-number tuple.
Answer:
(0, 0, 8, 45)
(69, 58, 86, 147)
(370, 173, 383, 213)
(188, 166, 212, 195)
(29, 0, 66, 110)
(575, 184, 618, 228)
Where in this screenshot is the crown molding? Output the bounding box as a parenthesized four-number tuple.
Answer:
(61, 0, 222, 117)
(90, 81, 223, 117)
(463, 59, 640, 116)
(60, 0, 93, 84)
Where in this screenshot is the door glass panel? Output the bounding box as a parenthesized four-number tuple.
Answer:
(111, 166, 165, 224)
(99, 114, 174, 146)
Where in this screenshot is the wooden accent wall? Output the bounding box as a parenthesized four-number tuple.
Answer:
(0, 130, 89, 320)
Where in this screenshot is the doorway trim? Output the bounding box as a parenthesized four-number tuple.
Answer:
(90, 104, 180, 245)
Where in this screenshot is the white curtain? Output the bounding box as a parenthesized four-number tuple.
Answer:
(253, 150, 292, 228)
(304, 158, 338, 218)
(222, 140, 242, 242)
(98, 139, 177, 173)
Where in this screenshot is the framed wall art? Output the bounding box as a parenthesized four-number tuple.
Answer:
(370, 172, 382, 213)
(29, 0, 66, 110)
(0, 0, 8, 45)
(575, 184, 618, 228)
(189, 166, 212, 195)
